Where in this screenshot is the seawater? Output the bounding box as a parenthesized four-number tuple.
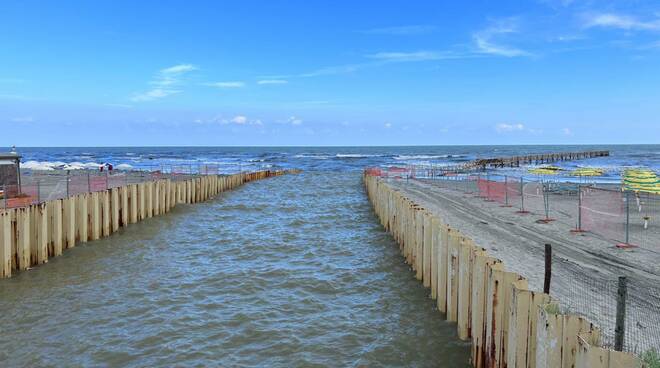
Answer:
(0, 171, 470, 367)
(1, 145, 659, 366)
(11, 145, 660, 177)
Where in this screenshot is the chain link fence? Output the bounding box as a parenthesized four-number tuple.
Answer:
(366, 165, 660, 356)
(1, 162, 275, 209)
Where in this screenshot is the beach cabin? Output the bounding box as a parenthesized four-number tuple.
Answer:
(0, 151, 21, 197)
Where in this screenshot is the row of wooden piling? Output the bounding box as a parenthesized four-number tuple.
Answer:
(0, 170, 291, 278)
(467, 151, 610, 169)
(363, 173, 642, 368)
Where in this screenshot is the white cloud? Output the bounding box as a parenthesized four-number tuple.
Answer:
(583, 13, 660, 31)
(495, 123, 525, 133)
(161, 64, 197, 74)
(473, 20, 530, 57)
(257, 79, 288, 85)
(231, 115, 247, 124)
(132, 64, 197, 102)
(206, 81, 245, 88)
(384, 122, 392, 128)
(288, 116, 303, 125)
(562, 127, 574, 136)
(366, 51, 458, 62)
(132, 88, 180, 102)
(361, 25, 437, 35)
(11, 116, 35, 123)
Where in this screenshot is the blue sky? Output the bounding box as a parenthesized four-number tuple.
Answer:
(1, 0, 660, 146)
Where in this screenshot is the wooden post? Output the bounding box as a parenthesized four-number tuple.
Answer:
(614, 276, 627, 352)
(63, 198, 73, 249)
(102, 191, 110, 236)
(53, 200, 63, 256)
(0, 210, 11, 277)
(423, 211, 432, 287)
(446, 230, 460, 322)
(17, 207, 30, 270)
(544, 243, 552, 294)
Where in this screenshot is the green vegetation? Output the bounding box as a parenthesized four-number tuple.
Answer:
(642, 348, 660, 368)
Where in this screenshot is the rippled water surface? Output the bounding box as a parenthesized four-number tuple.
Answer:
(0, 172, 470, 367)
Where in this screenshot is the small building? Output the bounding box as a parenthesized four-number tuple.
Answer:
(0, 151, 21, 196)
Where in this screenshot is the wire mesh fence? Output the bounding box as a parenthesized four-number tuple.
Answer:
(366, 168, 660, 354)
(559, 267, 660, 355)
(1, 162, 270, 209)
(373, 166, 660, 252)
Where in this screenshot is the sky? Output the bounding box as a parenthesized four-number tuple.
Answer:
(1, 0, 660, 146)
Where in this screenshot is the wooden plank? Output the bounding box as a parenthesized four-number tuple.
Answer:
(0, 210, 12, 277)
(16, 207, 30, 270)
(53, 200, 63, 256)
(457, 238, 476, 340)
(153, 180, 160, 216)
(507, 283, 532, 368)
(64, 197, 76, 249)
(535, 304, 563, 368)
(446, 230, 460, 322)
(120, 186, 128, 226)
(130, 184, 138, 223)
(423, 211, 432, 288)
(437, 225, 450, 314)
(430, 216, 440, 300)
(146, 181, 153, 218)
(37, 203, 48, 264)
(90, 192, 100, 240)
(138, 183, 145, 220)
(484, 263, 505, 368)
(111, 188, 120, 232)
(470, 251, 495, 368)
(101, 191, 110, 237)
(527, 292, 551, 368)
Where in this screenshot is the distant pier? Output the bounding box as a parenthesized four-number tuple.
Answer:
(467, 150, 609, 170)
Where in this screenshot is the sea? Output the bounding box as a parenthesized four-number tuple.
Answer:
(0, 145, 658, 367)
(12, 144, 660, 178)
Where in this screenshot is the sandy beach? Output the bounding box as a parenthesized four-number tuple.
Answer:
(387, 177, 660, 352)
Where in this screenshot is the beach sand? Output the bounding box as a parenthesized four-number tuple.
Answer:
(387, 177, 660, 352)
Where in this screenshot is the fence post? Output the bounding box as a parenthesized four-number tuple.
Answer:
(66, 170, 70, 197)
(37, 180, 41, 203)
(504, 175, 509, 206)
(544, 244, 552, 294)
(577, 183, 581, 230)
(105, 171, 109, 190)
(87, 172, 91, 192)
(625, 191, 630, 245)
(614, 276, 628, 351)
(2, 185, 5, 209)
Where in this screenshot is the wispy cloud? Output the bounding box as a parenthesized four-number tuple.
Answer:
(495, 123, 525, 133)
(288, 116, 303, 125)
(366, 51, 460, 62)
(205, 81, 246, 88)
(11, 116, 35, 123)
(562, 127, 573, 136)
(132, 64, 197, 102)
(257, 79, 288, 85)
(300, 64, 365, 77)
(361, 25, 437, 35)
(473, 19, 531, 57)
(583, 13, 660, 31)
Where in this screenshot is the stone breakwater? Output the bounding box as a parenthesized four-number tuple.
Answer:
(0, 170, 296, 278)
(364, 173, 641, 368)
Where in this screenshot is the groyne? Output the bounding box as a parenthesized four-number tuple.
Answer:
(0, 170, 294, 278)
(467, 150, 609, 170)
(363, 173, 642, 368)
